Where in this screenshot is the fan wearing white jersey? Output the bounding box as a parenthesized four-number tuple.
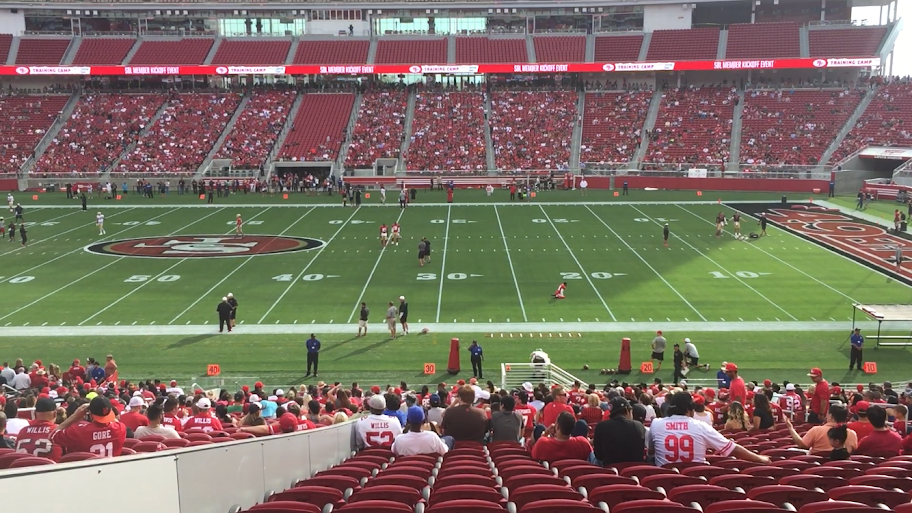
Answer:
(647, 392, 770, 466)
(96, 212, 106, 235)
(356, 395, 402, 450)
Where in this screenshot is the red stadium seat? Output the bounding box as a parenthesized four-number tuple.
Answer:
(377, 465, 428, 478)
(793, 455, 827, 464)
(504, 474, 569, 490)
(359, 447, 394, 458)
(663, 462, 711, 471)
(619, 465, 678, 480)
(587, 484, 665, 507)
(805, 466, 864, 479)
(496, 464, 551, 482)
(823, 461, 873, 471)
(293, 475, 361, 493)
(162, 438, 191, 448)
(123, 438, 140, 449)
(350, 454, 391, 466)
(437, 465, 493, 479)
(876, 460, 912, 469)
(896, 504, 912, 513)
(318, 467, 374, 481)
(120, 448, 137, 455)
(560, 464, 618, 482)
(336, 500, 413, 513)
(186, 433, 213, 442)
(58, 452, 101, 463)
(550, 459, 598, 473)
(268, 487, 345, 510)
(424, 499, 510, 513)
(365, 474, 429, 490)
(519, 499, 604, 513)
(612, 499, 697, 513)
(714, 459, 764, 469)
(639, 474, 706, 491)
(796, 500, 884, 513)
(779, 474, 847, 492)
(188, 441, 214, 447)
(8, 456, 56, 468)
(247, 501, 321, 513)
(866, 466, 912, 478)
(747, 484, 827, 509)
(667, 484, 745, 508)
(703, 500, 782, 513)
(742, 466, 799, 479)
(827, 485, 910, 508)
(508, 484, 584, 510)
(849, 474, 912, 491)
(432, 475, 498, 490)
(771, 460, 819, 471)
(709, 474, 776, 492)
(428, 484, 507, 506)
(133, 441, 166, 453)
(680, 466, 729, 479)
(394, 454, 440, 466)
(761, 449, 808, 459)
(348, 485, 424, 507)
(495, 459, 542, 470)
(231, 432, 256, 440)
(138, 434, 166, 443)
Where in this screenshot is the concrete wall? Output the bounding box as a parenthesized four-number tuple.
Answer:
(0, 9, 26, 36)
(643, 5, 693, 33)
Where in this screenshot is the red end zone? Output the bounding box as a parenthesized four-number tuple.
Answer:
(762, 207, 912, 279)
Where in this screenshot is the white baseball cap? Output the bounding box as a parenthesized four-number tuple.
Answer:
(128, 397, 144, 408)
(522, 382, 534, 393)
(276, 389, 285, 396)
(227, 293, 233, 298)
(786, 384, 796, 391)
(197, 398, 211, 409)
(222, 297, 228, 301)
(399, 296, 405, 301)
(684, 338, 691, 343)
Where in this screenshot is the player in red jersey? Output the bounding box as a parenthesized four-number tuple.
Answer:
(50, 396, 126, 458)
(391, 222, 401, 246)
(15, 398, 63, 461)
(0, 218, 4, 239)
(552, 282, 567, 299)
(379, 223, 388, 247)
(182, 398, 223, 432)
(235, 214, 243, 238)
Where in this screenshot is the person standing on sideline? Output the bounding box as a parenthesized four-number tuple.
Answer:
(305, 334, 321, 378)
(622, 181, 629, 195)
(18, 223, 27, 247)
(807, 367, 829, 424)
(227, 293, 238, 329)
(672, 344, 685, 385)
(380, 185, 386, 205)
(80, 192, 87, 211)
(663, 223, 669, 247)
(14, 203, 23, 222)
(235, 214, 243, 238)
(417, 238, 427, 267)
(208, 189, 214, 204)
(759, 213, 768, 236)
(651, 330, 666, 371)
(386, 301, 398, 338)
(357, 302, 369, 337)
(896, 246, 904, 272)
(96, 212, 105, 236)
(217, 297, 233, 333)
(829, 179, 835, 197)
(423, 237, 431, 264)
(468, 340, 484, 378)
(850, 328, 864, 371)
(399, 296, 409, 335)
(509, 183, 516, 201)
(399, 188, 407, 209)
(579, 177, 588, 196)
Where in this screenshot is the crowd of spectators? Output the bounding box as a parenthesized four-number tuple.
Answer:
(33, 94, 167, 176)
(117, 93, 242, 175)
(580, 91, 652, 165)
(406, 87, 488, 172)
(0, 95, 68, 173)
(832, 79, 912, 163)
(644, 86, 738, 166)
(344, 86, 409, 168)
(489, 90, 577, 171)
(214, 89, 296, 170)
(739, 88, 864, 166)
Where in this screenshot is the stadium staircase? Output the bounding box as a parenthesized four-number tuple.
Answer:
(630, 88, 663, 169)
(196, 93, 250, 176)
(483, 92, 497, 172)
(336, 90, 363, 170)
(262, 92, 304, 181)
(285, 37, 299, 65)
(727, 89, 746, 172)
(525, 34, 536, 62)
(18, 92, 80, 177)
(716, 29, 727, 60)
(365, 37, 377, 65)
(447, 34, 456, 63)
(799, 25, 810, 57)
(637, 32, 651, 61)
(5, 36, 18, 65)
(204, 37, 222, 65)
(122, 37, 143, 65)
(570, 90, 585, 171)
(819, 87, 876, 167)
(104, 99, 171, 178)
(399, 88, 417, 171)
(61, 36, 81, 65)
(584, 33, 595, 62)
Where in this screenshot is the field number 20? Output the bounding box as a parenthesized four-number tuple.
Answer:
(561, 272, 614, 280)
(124, 275, 181, 283)
(709, 271, 766, 279)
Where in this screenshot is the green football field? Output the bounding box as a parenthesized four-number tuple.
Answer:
(2, 189, 912, 389)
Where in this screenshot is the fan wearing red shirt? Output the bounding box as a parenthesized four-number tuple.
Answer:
(539, 386, 575, 427)
(847, 401, 875, 441)
(120, 397, 150, 432)
(854, 406, 902, 457)
(513, 393, 538, 439)
(161, 397, 183, 432)
(807, 368, 829, 424)
(15, 398, 63, 462)
(531, 411, 593, 463)
(725, 363, 747, 406)
(183, 398, 223, 432)
(68, 359, 86, 382)
(50, 397, 126, 457)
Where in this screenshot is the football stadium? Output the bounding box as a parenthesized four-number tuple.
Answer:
(4, 0, 912, 510)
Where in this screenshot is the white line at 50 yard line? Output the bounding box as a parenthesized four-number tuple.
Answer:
(539, 205, 617, 321)
(258, 207, 361, 324)
(170, 207, 316, 325)
(346, 207, 405, 324)
(495, 205, 527, 322)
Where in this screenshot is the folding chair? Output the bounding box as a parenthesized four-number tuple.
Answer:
(746, 484, 827, 509)
(827, 484, 911, 508)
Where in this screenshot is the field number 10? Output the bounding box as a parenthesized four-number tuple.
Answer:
(709, 271, 767, 279)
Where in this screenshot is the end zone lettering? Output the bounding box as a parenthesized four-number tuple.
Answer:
(85, 235, 325, 259)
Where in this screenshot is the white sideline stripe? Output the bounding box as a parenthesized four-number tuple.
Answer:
(0, 207, 170, 284)
(435, 204, 452, 323)
(495, 205, 527, 322)
(76, 207, 232, 326)
(629, 204, 798, 321)
(258, 207, 361, 324)
(676, 204, 859, 303)
(585, 205, 707, 321)
(539, 205, 617, 321)
(24, 200, 778, 209)
(170, 207, 314, 325)
(0, 320, 898, 337)
(0, 207, 137, 258)
(346, 207, 405, 324)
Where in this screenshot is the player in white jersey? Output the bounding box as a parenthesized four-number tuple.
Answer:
(356, 395, 402, 449)
(96, 212, 105, 235)
(7, 193, 13, 212)
(391, 222, 401, 246)
(379, 223, 388, 247)
(380, 185, 386, 205)
(647, 392, 770, 466)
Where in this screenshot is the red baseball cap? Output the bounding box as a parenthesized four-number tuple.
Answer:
(56, 386, 67, 396)
(704, 388, 716, 399)
(393, 388, 402, 395)
(170, 380, 177, 386)
(255, 381, 263, 388)
(370, 386, 381, 394)
(457, 380, 465, 386)
(469, 378, 477, 385)
(855, 401, 870, 413)
(624, 387, 633, 395)
(725, 363, 738, 372)
(278, 413, 299, 433)
(692, 395, 705, 405)
(656, 330, 663, 335)
(831, 386, 841, 394)
(808, 368, 823, 378)
(241, 385, 249, 393)
(856, 384, 865, 392)
(763, 379, 772, 387)
(40, 387, 50, 395)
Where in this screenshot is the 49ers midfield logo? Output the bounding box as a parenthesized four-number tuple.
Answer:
(85, 235, 324, 258)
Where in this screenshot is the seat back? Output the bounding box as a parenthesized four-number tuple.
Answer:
(58, 452, 101, 463)
(429, 484, 506, 506)
(619, 465, 678, 480)
(779, 474, 847, 492)
(133, 441, 166, 453)
(747, 484, 827, 509)
(294, 475, 361, 493)
(848, 474, 912, 492)
(588, 484, 665, 507)
(709, 474, 776, 492)
(349, 485, 423, 506)
(504, 474, 568, 489)
(796, 500, 884, 513)
(681, 466, 729, 479)
(336, 500, 413, 513)
(247, 501, 321, 513)
(518, 498, 601, 513)
(365, 474, 429, 490)
(827, 484, 910, 508)
(612, 499, 697, 513)
(667, 484, 745, 508)
(509, 484, 583, 510)
(425, 499, 511, 513)
(8, 456, 56, 468)
(704, 500, 783, 513)
(269, 486, 345, 509)
(639, 474, 705, 491)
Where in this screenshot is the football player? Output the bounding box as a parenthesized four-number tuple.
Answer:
(552, 282, 567, 299)
(96, 211, 105, 235)
(731, 212, 742, 239)
(235, 214, 243, 238)
(379, 223, 388, 247)
(391, 221, 401, 246)
(714, 212, 725, 238)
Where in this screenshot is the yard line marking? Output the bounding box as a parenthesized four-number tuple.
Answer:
(76, 207, 232, 326)
(0, 207, 138, 258)
(435, 205, 452, 323)
(676, 205, 859, 304)
(346, 207, 405, 324)
(170, 207, 313, 325)
(631, 205, 798, 321)
(540, 205, 616, 321)
(495, 205, 527, 322)
(585, 205, 705, 321)
(259, 207, 361, 324)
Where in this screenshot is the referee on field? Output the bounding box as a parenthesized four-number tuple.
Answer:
(850, 328, 864, 371)
(305, 334, 321, 378)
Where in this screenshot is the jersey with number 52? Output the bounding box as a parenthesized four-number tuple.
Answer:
(356, 414, 402, 448)
(647, 415, 735, 466)
(50, 420, 126, 457)
(15, 420, 63, 462)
